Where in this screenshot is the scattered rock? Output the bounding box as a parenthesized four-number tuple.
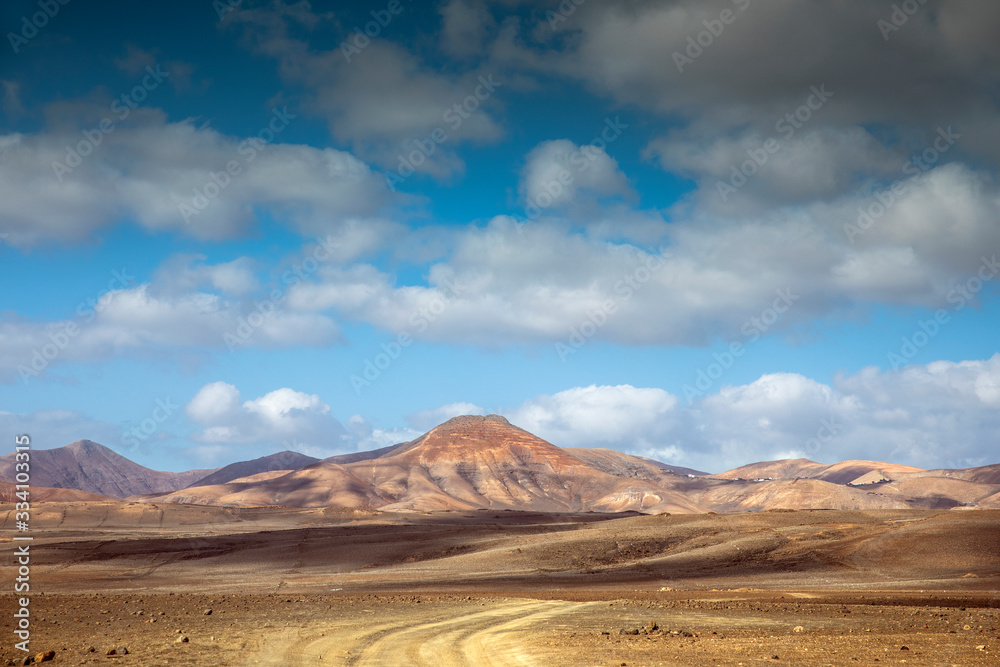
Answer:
(203, 608, 212, 615)
(175, 635, 189, 644)
(33, 652, 55, 664)
(793, 626, 805, 633)
(900, 646, 909, 651)
(772, 655, 780, 660)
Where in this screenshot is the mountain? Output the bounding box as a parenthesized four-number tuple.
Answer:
(13, 420, 999, 514)
(149, 415, 706, 513)
(143, 417, 1000, 512)
(186, 451, 319, 487)
(712, 458, 925, 484)
(564, 448, 708, 478)
(0, 440, 217, 498)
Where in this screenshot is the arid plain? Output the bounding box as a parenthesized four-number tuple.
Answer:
(3, 416, 999, 665)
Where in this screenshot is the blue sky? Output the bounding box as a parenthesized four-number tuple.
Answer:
(1, 0, 998, 473)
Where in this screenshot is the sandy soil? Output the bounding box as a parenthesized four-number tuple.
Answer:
(2, 503, 998, 665)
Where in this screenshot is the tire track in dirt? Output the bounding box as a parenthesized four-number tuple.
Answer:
(253, 599, 597, 666)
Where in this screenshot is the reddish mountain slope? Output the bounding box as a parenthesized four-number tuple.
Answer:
(29, 418, 999, 514)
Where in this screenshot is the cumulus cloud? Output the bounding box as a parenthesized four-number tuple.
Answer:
(507, 385, 679, 451)
(186, 382, 349, 453)
(283, 172, 1000, 347)
(226, 6, 505, 180)
(499, 356, 1000, 472)
(492, 0, 1000, 181)
(0, 255, 340, 383)
(520, 139, 633, 213)
(10, 356, 1000, 473)
(184, 383, 424, 461)
(648, 126, 902, 212)
(0, 105, 391, 247)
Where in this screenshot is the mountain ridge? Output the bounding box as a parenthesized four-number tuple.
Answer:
(5, 419, 998, 513)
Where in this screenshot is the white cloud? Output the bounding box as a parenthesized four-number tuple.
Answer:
(648, 126, 901, 210)
(281, 169, 1000, 347)
(227, 8, 505, 179)
(8, 357, 1000, 474)
(186, 381, 241, 424)
(0, 255, 340, 383)
(520, 139, 632, 212)
(186, 383, 348, 452)
(0, 106, 391, 247)
(506, 385, 678, 450)
(503, 356, 1000, 472)
(184, 384, 424, 461)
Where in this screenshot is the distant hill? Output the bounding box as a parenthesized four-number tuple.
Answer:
(8, 423, 998, 514)
(0, 440, 216, 498)
(186, 451, 319, 487)
(711, 458, 925, 484)
(139, 414, 1000, 514)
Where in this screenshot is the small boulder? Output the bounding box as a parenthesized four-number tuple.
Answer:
(34, 652, 55, 664)
(175, 635, 189, 644)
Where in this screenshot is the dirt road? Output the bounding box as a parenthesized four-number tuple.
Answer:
(257, 599, 601, 666)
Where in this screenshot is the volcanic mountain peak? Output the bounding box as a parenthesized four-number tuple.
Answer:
(436, 413, 512, 429)
(65, 439, 117, 455)
(388, 413, 583, 469)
